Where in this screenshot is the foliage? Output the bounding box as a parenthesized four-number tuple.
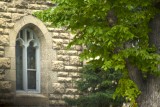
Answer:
(65, 64, 124, 107)
(34, 0, 160, 105)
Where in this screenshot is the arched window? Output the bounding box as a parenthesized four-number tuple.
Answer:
(16, 28, 40, 93)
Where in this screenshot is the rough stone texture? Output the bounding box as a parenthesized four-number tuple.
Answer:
(0, 71, 5, 80)
(0, 0, 82, 107)
(62, 94, 74, 99)
(70, 56, 81, 66)
(0, 58, 10, 68)
(66, 89, 78, 94)
(58, 77, 72, 82)
(65, 66, 78, 71)
(0, 81, 11, 90)
(58, 72, 68, 77)
(52, 83, 65, 94)
(0, 51, 4, 57)
(0, 35, 9, 46)
(52, 61, 64, 71)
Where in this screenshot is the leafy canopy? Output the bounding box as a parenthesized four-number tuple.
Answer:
(35, 0, 160, 105)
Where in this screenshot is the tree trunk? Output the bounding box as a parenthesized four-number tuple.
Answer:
(140, 14, 160, 107)
(132, 14, 160, 107)
(138, 76, 160, 107)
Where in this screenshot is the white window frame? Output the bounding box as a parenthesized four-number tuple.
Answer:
(16, 28, 40, 93)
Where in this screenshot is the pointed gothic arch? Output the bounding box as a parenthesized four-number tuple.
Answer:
(7, 15, 53, 96)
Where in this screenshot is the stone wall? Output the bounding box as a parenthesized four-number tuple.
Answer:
(0, 0, 82, 107)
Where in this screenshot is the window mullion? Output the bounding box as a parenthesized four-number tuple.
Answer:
(23, 30, 28, 91)
(36, 47, 40, 92)
(23, 45, 28, 91)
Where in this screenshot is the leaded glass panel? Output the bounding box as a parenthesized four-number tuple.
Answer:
(16, 40, 23, 90)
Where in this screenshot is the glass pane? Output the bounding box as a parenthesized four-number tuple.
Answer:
(16, 41, 23, 90)
(27, 30, 30, 41)
(28, 70, 36, 89)
(20, 30, 24, 40)
(27, 41, 36, 89)
(27, 41, 36, 69)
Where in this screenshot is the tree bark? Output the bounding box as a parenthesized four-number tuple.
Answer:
(131, 14, 160, 107)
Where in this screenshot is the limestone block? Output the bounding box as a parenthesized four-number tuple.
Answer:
(65, 66, 77, 72)
(75, 45, 82, 51)
(69, 72, 80, 77)
(48, 27, 64, 32)
(3, 28, 9, 34)
(67, 45, 76, 50)
(0, 6, 7, 12)
(49, 100, 66, 105)
(0, 2, 7, 12)
(11, 13, 24, 21)
(52, 39, 64, 50)
(0, 2, 6, 6)
(75, 95, 80, 99)
(64, 61, 70, 66)
(7, 8, 17, 13)
(63, 44, 69, 49)
(66, 50, 78, 55)
(17, 9, 27, 14)
(40, 5, 49, 10)
(57, 50, 66, 55)
(46, 0, 54, 6)
(57, 100, 66, 105)
(62, 94, 74, 99)
(0, 35, 9, 45)
(0, 51, 4, 57)
(58, 72, 68, 77)
(0, 28, 3, 34)
(48, 27, 55, 32)
(15, 2, 28, 9)
(49, 100, 57, 105)
(73, 78, 81, 82)
(58, 77, 72, 82)
(78, 51, 82, 55)
(52, 61, 64, 71)
(63, 39, 69, 44)
(70, 56, 81, 66)
(0, 81, 11, 90)
(1, 13, 12, 19)
(66, 88, 78, 94)
(5, 3, 14, 8)
(3, 0, 11, 2)
(57, 55, 69, 61)
(0, 58, 10, 68)
(44, 22, 52, 27)
(70, 34, 75, 40)
(0, 18, 11, 23)
(64, 83, 72, 88)
(6, 23, 14, 28)
(30, 9, 41, 14)
(0, 46, 4, 51)
(0, 72, 5, 80)
(0, 18, 5, 26)
(49, 94, 62, 100)
(78, 67, 83, 71)
(52, 83, 65, 94)
(52, 32, 59, 38)
(28, 4, 41, 9)
(59, 33, 69, 39)
(0, 93, 14, 99)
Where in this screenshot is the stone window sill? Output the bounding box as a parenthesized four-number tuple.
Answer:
(16, 92, 47, 98)
(15, 93, 48, 106)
